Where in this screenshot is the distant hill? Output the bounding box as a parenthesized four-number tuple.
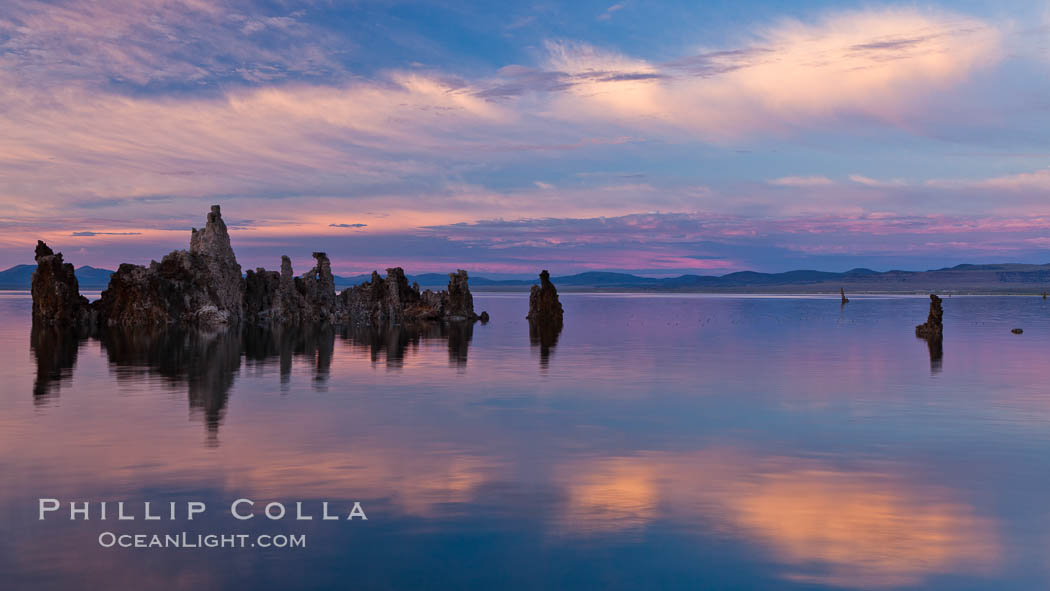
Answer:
(0, 264, 114, 289)
(4, 262, 1050, 293)
(206, 263, 1050, 293)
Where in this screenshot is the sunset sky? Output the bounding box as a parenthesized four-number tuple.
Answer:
(2, 0, 1049, 277)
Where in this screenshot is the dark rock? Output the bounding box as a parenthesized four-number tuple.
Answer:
(445, 270, 477, 321)
(340, 267, 479, 325)
(30, 240, 93, 328)
(419, 288, 446, 319)
(840, 287, 849, 304)
(527, 270, 564, 326)
(526, 270, 563, 368)
(32, 205, 484, 330)
(343, 268, 424, 325)
(245, 254, 348, 326)
(95, 205, 245, 327)
(915, 294, 943, 339)
(1011, 328, 1023, 334)
(189, 205, 244, 320)
(300, 252, 342, 323)
(278, 256, 308, 324)
(244, 267, 282, 324)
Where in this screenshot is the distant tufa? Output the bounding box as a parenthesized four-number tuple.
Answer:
(31, 205, 487, 329)
(915, 294, 943, 339)
(527, 270, 564, 326)
(526, 270, 563, 367)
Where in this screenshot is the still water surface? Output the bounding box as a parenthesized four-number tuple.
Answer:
(1, 292, 1048, 590)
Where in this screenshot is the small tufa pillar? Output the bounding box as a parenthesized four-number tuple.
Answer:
(527, 270, 564, 325)
(527, 270, 564, 367)
(915, 294, 943, 339)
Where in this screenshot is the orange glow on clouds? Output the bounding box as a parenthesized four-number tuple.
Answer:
(544, 9, 999, 139)
(555, 450, 999, 587)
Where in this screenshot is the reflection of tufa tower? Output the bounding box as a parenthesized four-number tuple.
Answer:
(527, 270, 564, 368)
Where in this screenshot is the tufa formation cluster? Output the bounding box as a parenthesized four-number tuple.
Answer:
(31, 205, 485, 329)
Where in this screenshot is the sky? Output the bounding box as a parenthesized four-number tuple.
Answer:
(1, 0, 1049, 277)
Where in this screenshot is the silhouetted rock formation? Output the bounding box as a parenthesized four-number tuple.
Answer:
(340, 268, 480, 325)
(445, 270, 477, 320)
(30, 205, 485, 330)
(527, 270, 564, 326)
(244, 267, 281, 323)
(244, 255, 310, 325)
(526, 270, 563, 367)
(915, 294, 943, 339)
(94, 205, 245, 327)
(190, 205, 244, 320)
(344, 268, 425, 325)
(31, 241, 93, 328)
(1011, 328, 1024, 334)
(301, 252, 340, 323)
(840, 288, 849, 304)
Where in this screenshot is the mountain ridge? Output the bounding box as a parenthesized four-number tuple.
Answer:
(4, 262, 1050, 293)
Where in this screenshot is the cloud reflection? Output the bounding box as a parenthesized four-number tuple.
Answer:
(555, 451, 999, 587)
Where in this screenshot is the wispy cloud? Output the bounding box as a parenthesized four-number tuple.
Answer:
(0, 0, 346, 89)
(768, 176, 835, 187)
(849, 175, 908, 188)
(71, 231, 142, 236)
(0, 2, 1045, 273)
(539, 9, 1001, 138)
(597, 2, 628, 22)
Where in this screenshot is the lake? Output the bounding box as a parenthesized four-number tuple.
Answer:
(1, 292, 1048, 589)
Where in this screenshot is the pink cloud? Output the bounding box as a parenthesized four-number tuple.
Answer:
(539, 8, 1001, 139)
(768, 176, 835, 187)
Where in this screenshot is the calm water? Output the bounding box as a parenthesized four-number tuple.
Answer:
(2, 292, 1049, 590)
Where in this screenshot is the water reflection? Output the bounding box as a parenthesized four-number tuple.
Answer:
(243, 324, 335, 389)
(29, 324, 87, 402)
(30, 320, 476, 436)
(338, 320, 473, 368)
(528, 319, 562, 368)
(924, 335, 944, 374)
(99, 327, 242, 440)
(11, 294, 1050, 590)
(555, 451, 999, 588)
